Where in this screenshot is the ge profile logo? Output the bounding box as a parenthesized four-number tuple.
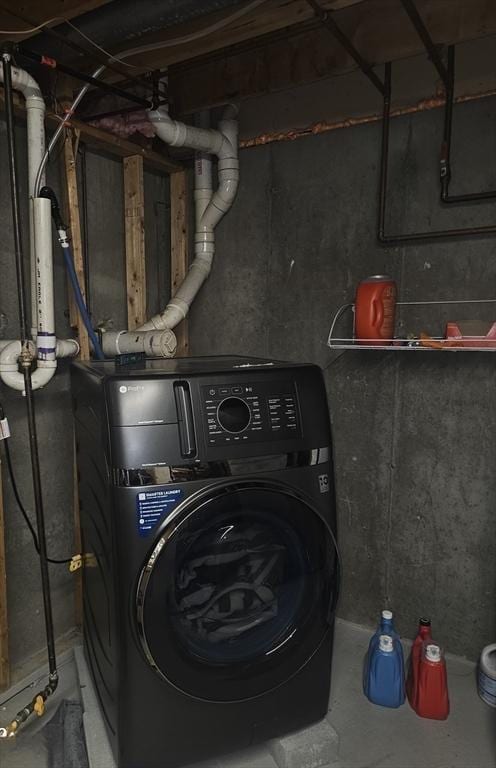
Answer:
(119, 384, 145, 394)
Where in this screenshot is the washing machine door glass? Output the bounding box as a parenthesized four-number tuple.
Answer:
(137, 481, 336, 702)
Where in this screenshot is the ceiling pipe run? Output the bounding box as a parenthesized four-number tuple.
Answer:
(135, 104, 239, 334)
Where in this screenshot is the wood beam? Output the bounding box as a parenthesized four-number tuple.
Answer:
(168, 0, 496, 115)
(0, 456, 9, 691)
(0, 88, 183, 173)
(49, 115, 183, 174)
(61, 127, 89, 630)
(170, 171, 189, 357)
(124, 155, 147, 329)
(62, 130, 91, 359)
(0, 1, 112, 39)
(108, 0, 366, 73)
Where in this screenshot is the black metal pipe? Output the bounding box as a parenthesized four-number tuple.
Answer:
(440, 46, 496, 205)
(2, 52, 29, 343)
(378, 62, 391, 242)
(377, 60, 496, 244)
(18, 47, 152, 109)
(305, 0, 385, 95)
(83, 103, 149, 122)
(400, 0, 449, 89)
(1, 49, 59, 699)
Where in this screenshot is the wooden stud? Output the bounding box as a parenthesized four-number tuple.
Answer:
(62, 129, 91, 360)
(61, 127, 90, 629)
(170, 170, 190, 357)
(0, 455, 9, 691)
(124, 156, 147, 329)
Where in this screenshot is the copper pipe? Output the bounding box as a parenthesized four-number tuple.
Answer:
(239, 87, 496, 150)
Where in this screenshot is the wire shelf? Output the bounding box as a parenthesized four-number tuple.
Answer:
(327, 300, 496, 352)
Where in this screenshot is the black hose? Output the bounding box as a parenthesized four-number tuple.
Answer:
(2, 431, 72, 565)
(0, 50, 59, 730)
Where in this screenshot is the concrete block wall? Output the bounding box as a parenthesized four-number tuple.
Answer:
(189, 95, 496, 660)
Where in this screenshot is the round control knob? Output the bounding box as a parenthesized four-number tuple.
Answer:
(217, 397, 251, 433)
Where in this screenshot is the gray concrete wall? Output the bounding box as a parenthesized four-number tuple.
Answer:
(189, 94, 496, 660)
(0, 123, 170, 673)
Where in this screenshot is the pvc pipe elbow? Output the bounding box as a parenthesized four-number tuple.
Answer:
(56, 339, 80, 358)
(8, 67, 44, 103)
(0, 340, 22, 367)
(0, 344, 56, 393)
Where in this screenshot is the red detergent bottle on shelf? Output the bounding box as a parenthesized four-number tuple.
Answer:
(415, 643, 450, 720)
(406, 618, 432, 709)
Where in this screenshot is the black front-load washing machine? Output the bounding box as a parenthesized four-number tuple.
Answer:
(71, 355, 339, 768)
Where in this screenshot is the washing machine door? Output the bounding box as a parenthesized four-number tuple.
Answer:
(136, 480, 337, 702)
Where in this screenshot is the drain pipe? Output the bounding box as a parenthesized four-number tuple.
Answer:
(140, 104, 238, 332)
(0, 64, 46, 339)
(0, 64, 78, 389)
(100, 105, 238, 356)
(0, 49, 58, 738)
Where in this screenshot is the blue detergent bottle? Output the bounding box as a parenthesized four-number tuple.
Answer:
(365, 634, 406, 708)
(365, 610, 400, 660)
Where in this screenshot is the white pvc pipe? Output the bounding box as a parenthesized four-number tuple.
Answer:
(0, 66, 67, 391)
(0, 66, 46, 337)
(101, 330, 177, 358)
(138, 104, 239, 333)
(0, 339, 79, 357)
(33, 198, 56, 362)
(0, 341, 56, 394)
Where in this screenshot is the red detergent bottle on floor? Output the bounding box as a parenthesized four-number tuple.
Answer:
(415, 643, 450, 720)
(406, 618, 432, 709)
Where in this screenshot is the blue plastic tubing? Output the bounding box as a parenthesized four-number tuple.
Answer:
(60, 242, 105, 360)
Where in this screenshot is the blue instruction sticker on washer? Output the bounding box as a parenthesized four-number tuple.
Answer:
(136, 488, 184, 537)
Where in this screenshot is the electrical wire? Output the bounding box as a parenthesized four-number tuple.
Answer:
(3, 439, 72, 564)
(120, 0, 268, 58)
(34, 63, 105, 197)
(0, 16, 61, 34)
(0, 402, 72, 565)
(64, 18, 140, 69)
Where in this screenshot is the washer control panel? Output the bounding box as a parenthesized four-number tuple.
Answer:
(202, 380, 300, 446)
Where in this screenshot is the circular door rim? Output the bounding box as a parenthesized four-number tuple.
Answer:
(135, 477, 337, 703)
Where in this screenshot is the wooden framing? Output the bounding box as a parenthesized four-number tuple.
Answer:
(0, 456, 9, 691)
(62, 130, 91, 359)
(61, 127, 91, 628)
(106, 0, 364, 75)
(124, 156, 147, 329)
(167, 0, 496, 114)
(170, 170, 190, 357)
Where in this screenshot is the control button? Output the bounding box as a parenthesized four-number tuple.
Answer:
(219, 387, 230, 395)
(231, 386, 243, 395)
(209, 389, 216, 396)
(217, 397, 251, 433)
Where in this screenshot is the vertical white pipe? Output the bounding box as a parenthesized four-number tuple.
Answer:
(27, 100, 46, 338)
(0, 66, 65, 391)
(33, 198, 56, 362)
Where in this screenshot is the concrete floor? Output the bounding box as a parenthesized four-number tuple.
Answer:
(0, 620, 494, 768)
